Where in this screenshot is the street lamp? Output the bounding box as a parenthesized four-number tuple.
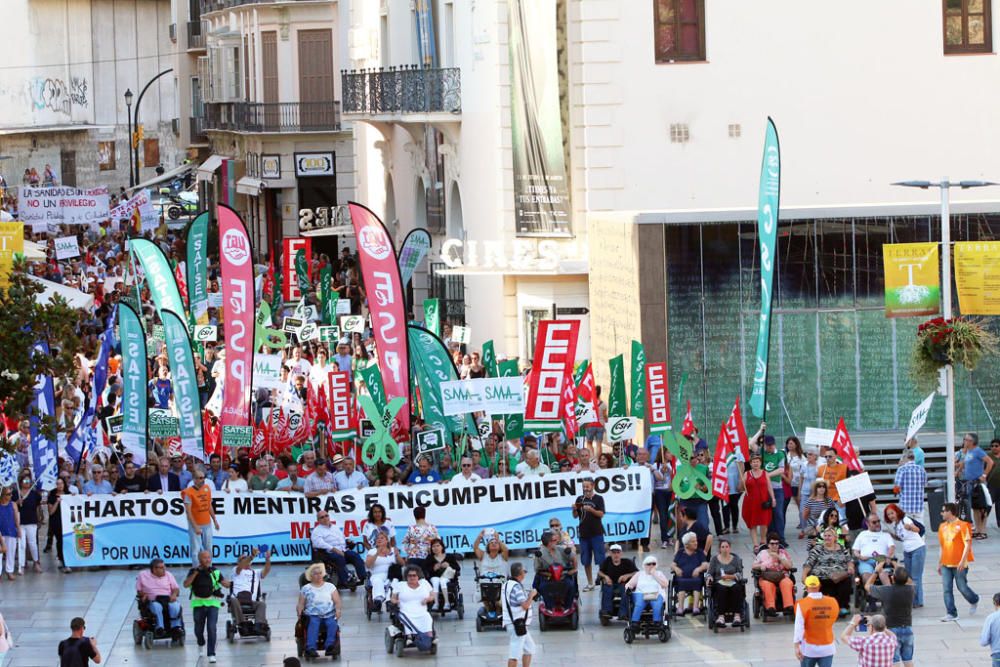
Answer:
(891, 178, 999, 502)
(124, 89, 134, 188)
(129, 69, 173, 191)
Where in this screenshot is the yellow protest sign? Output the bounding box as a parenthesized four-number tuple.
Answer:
(0, 222, 24, 289)
(955, 241, 1000, 315)
(882, 242, 939, 317)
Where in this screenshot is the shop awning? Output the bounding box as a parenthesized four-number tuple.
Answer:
(196, 155, 226, 183)
(28, 275, 94, 310)
(126, 163, 195, 196)
(236, 177, 265, 196)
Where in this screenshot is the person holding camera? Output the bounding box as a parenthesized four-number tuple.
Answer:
(840, 613, 898, 667)
(229, 547, 271, 633)
(58, 617, 101, 666)
(183, 549, 230, 663)
(864, 561, 914, 667)
(503, 562, 537, 667)
(572, 477, 605, 592)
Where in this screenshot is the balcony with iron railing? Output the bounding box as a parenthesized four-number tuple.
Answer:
(203, 101, 342, 133)
(189, 116, 208, 144)
(200, 0, 323, 13)
(187, 21, 206, 51)
(341, 66, 461, 119)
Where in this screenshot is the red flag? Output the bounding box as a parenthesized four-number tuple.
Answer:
(711, 423, 734, 500)
(575, 363, 600, 426)
(681, 400, 696, 437)
(562, 373, 578, 439)
(525, 320, 581, 431)
(250, 421, 268, 457)
(724, 397, 750, 461)
(175, 263, 188, 304)
(263, 257, 275, 302)
(831, 417, 864, 472)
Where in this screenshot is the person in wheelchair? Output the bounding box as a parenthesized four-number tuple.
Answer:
(473, 528, 510, 578)
(752, 532, 795, 616)
(813, 508, 847, 549)
(228, 547, 271, 634)
(136, 558, 182, 636)
(296, 563, 343, 659)
(533, 529, 578, 609)
(366, 530, 405, 612)
(803, 526, 856, 616)
(671, 532, 709, 615)
(707, 538, 746, 625)
(311, 510, 367, 586)
(421, 538, 461, 613)
(598, 544, 638, 621)
(623, 555, 670, 625)
(851, 513, 894, 586)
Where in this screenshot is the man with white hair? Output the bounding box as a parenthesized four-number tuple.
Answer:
(515, 449, 551, 478)
(451, 457, 482, 485)
(840, 613, 898, 667)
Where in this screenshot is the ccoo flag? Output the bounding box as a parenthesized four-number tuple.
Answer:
(748, 117, 781, 419)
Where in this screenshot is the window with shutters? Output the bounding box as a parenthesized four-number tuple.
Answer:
(654, 0, 706, 63)
(943, 0, 992, 53)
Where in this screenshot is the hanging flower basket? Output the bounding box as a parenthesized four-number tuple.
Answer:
(911, 316, 998, 391)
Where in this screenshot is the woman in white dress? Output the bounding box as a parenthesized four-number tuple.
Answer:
(391, 565, 435, 634)
(366, 531, 405, 609)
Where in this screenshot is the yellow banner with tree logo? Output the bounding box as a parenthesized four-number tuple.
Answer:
(0, 222, 24, 289)
(955, 241, 1000, 315)
(882, 242, 939, 317)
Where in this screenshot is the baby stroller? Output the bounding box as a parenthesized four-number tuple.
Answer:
(294, 613, 341, 662)
(473, 564, 506, 632)
(384, 602, 437, 657)
(132, 595, 185, 650)
(621, 590, 671, 644)
(225, 591, 271, 643)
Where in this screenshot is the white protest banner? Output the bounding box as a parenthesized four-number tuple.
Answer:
(607, 416, 637, 443)
(834, 472, 875, 504)
(108, 189, 156, 231)
(53, 235, 80, 260)
(341, 315, 365, 333)
(252, 354, 284, 389)
(452, 325, 471, 344)
(440, 377, 525, 416)
(208, 292, 223, 308)
(60, 469, 651, 566)
(905, 392, 936, 443)
(336, 299, 351, 315)
(20, 186, 110, 226)
(193, 325, 218, 343)
(804, 427, 836, 448)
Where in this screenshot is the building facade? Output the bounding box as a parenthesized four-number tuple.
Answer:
(198, 0, 356, 262)
(0, 0, 180, 190)
(577, 0, 1000, 440)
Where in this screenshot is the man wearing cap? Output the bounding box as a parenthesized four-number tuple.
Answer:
(304, 460, 336, 498)
(818, 450, 848, 521)
(598, 544, 638, 620)
(333, 457, 368, 491)
(761, 436, 789, 545)
(794, 575, 840, 666)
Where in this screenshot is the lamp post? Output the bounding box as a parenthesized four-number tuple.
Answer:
(124, 89, 134, 188)
(130, 68, 173, 190)
(891, 178, 998, 502)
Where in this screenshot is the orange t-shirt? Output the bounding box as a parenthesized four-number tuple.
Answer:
(938, 519, 974, 567)
(819, 463, 848, 502)
(795, 595, 839, 645)
(182, 484, 213, 526)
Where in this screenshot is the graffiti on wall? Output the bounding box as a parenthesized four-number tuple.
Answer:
(25, 76, 89, 116)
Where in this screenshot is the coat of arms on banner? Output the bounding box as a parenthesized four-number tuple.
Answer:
(74, 522, 95, 559)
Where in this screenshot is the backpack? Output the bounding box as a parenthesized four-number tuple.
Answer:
(190, 568, 218, 599)
(910, 518, 926, 537)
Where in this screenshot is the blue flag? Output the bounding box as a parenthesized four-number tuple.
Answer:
(29, 342, 58, 491)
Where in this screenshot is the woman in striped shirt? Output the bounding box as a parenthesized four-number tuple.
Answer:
(801, 481, 837, 540)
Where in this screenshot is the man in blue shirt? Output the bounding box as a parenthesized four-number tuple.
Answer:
(957, 432, 994, 538)
(82, 466, 114, 495)
(981, 592, 1000, 667)
(333, 457, 368, 491)
(894, 451, 928, 521)
(407, 456, 441, 485)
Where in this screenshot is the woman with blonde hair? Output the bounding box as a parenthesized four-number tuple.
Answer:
(297, 562, 342, 659)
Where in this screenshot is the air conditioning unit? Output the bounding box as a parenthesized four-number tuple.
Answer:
(171, 118, 181, 135)
(169, 23, 177, 43)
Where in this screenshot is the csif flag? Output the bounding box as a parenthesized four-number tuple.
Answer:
(524, 320, 580, 432)
(749, 117, 781, 419)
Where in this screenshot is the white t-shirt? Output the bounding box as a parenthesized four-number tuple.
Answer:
(366, 548, 397, 579)
(223, 477, 248, 493)
(895, 517, 926, 554)
(230, 567, 262, 599)
(363, 519, 395, 546)
(853, 530, 893, 559)
(451, 472, 482, 485)
(393, 579, 433, 618)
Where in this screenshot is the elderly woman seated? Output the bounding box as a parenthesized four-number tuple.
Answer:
(623, 555, 670, 625)
(671, 531, 709, 615)
(802, 526, 856, 615)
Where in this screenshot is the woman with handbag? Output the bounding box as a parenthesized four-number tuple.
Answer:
(802, 526, 855, 615)
(623, 555, 670, 625)
(751, 532, 795, 616)
(421, 538, 461, 612)
(707, 538, 746, 625)
(741, 454, 775, 550)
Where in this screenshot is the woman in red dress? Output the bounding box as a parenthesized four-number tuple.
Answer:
(741, 453, 776, 550)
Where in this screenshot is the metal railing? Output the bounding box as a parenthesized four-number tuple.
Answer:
(189, 116, 208, 143)
(341, 66, 461, 115)
(203, 101, 341, 133)
(187, 21, 206, 51)
(200, 0, 318, 13)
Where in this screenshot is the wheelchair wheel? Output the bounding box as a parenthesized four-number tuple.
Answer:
(394, 637, 406, 658)
(226, 620, 235, 643)
(752, 593, 761, 619)
(623, 626, 634, 644)
(297, 634, 305, 657)
(539, 614, 548, 632)
(476, 615, 484, 632)
(132, 620, 143, 645)
(365, 601, 373, 621)
(457, 594, 465, 620)
(264, 626, 271, 642)
(429, 642, 437, 656)
(570, 608, 579, 630)
(383, 627, 394, 654)
(142, 631, 153, 650)
(659, 626, 671, 643)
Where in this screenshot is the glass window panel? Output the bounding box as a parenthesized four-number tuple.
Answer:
(946, 0, 963, 12)
(970, 0, 984, 13)
(656, 25, 676, 59)
(818, 311, 857, 425)
(656, 0, 675, 24)
(969, 16, 985, 43)
(679, 0, 699, 20)
(817, 220, 854, 308)
(702, 225, 744, 430)
(777, 312, 819, 436)
(776, 220, 817, 309)
(946, 15, 964, 44)
(679, 24, 700, 55)
(665, 225, 706, 412)
(855, 219, 888, 305)
(857, 310, 895, 429)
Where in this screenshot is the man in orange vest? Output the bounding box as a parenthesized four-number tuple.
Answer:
(938, 501, 979, 622)
(794, 575, 839, 666)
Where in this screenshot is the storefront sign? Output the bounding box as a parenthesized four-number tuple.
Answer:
(955, 241, 1000, 315)
(883, 242, 940, 317)
(294, 152, 335, 177)
(261, 154, 281, 179)
(439, 238, 586, 272)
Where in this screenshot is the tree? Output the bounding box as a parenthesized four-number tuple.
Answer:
(0, 260, 82, 418)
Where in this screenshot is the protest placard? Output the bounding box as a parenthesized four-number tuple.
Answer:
(341, 315, 365, 333)
(54, 235, 80, 260)
(193, 325, 218, 343)
(451, 325, 472, 344)
(414, 427, 447, 457)
(252, 354, 283, 389)
(440, 377, 525, 416)
(835, 472, 875, 504)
